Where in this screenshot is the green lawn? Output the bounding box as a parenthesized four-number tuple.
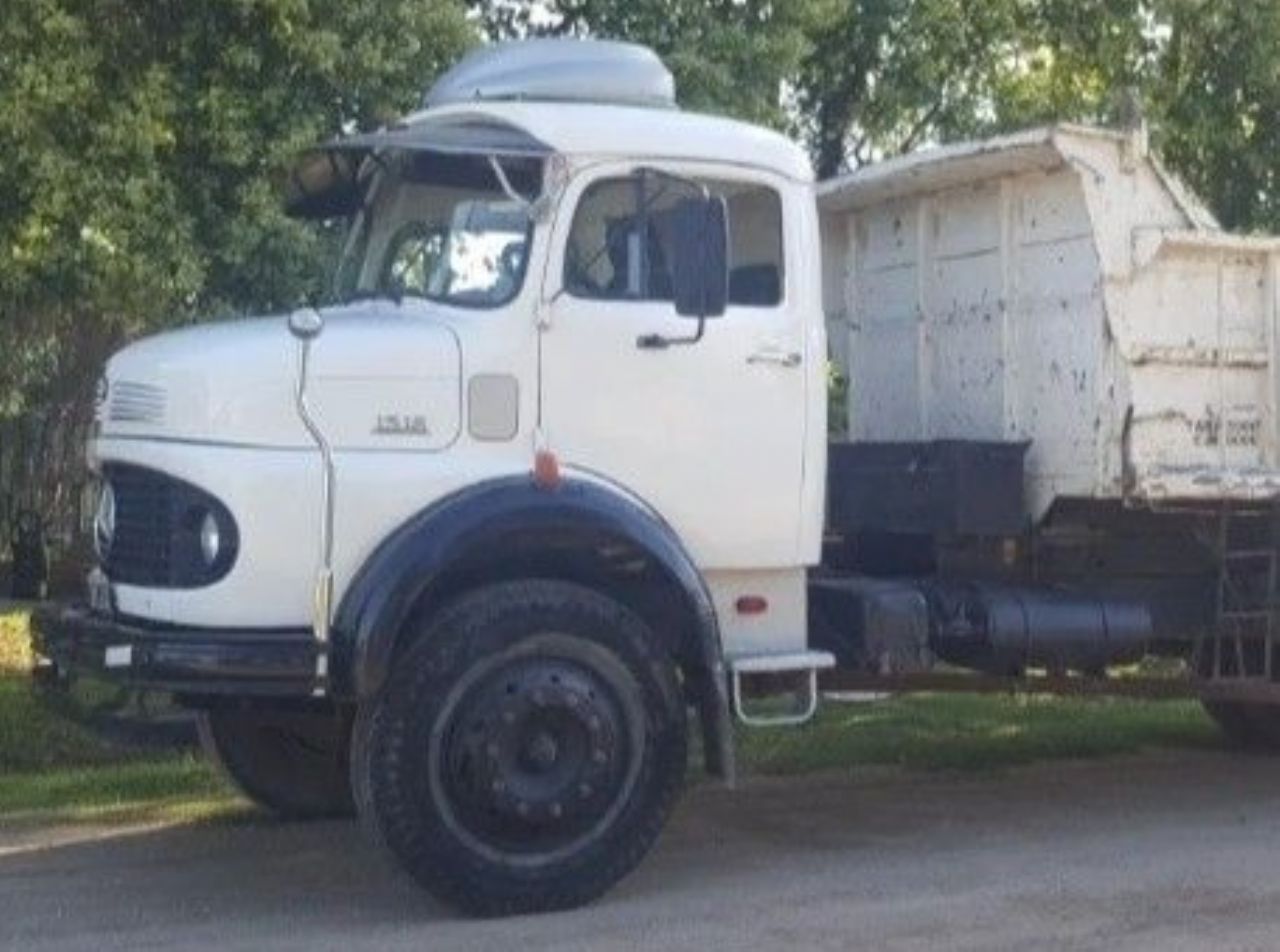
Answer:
(737, 691, 1219, 775)
(0, 608, 1223, 830)
(0, 609, 240, 827)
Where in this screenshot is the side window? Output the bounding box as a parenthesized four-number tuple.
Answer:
(564, 174, 785, 308)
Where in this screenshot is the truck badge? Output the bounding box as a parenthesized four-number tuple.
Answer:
(373, 413, 430, 437)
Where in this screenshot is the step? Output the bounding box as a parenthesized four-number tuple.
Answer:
(1222, 549, 1277, 562)
(728, 650, 837, 675)
(728, 650, 836, 729)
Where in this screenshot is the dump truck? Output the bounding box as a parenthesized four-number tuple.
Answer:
(32, 38, 1280, 915)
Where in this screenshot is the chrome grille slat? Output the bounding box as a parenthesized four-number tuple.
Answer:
(108, 381, 167, 425)
(102, 464, 177, 586)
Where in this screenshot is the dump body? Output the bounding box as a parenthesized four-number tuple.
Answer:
(818, 125, 1280, 522)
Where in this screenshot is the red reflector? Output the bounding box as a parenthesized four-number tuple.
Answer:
(533, 449, 562, 489)
(735, 595, 768, 615)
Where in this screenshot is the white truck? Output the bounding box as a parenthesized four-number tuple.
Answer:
(33, 39, 1280, 915)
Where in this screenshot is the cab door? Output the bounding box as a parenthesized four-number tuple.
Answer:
(538, 163, 808, 569)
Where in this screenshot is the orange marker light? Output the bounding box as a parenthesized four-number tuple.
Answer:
(533, 449, 562, 489)
(735, 595, 768, 615)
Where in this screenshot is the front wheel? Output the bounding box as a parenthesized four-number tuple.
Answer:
(351, 580, 687, 916)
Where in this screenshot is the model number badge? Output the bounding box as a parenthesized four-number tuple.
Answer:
(373, 413, 430, 437)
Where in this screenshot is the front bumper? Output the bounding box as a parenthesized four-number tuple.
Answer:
(31, 604, 320, 697)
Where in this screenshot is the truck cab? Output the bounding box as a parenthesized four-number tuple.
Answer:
(36, 40, 828, 915)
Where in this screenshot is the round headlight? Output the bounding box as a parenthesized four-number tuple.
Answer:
(93, 482, 116, 560)
(199, 511, 221, 567)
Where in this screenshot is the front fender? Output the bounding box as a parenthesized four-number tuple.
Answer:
(330, 475, 733, 778)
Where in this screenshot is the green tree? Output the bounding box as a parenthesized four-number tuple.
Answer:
(984, 0, 1150, 132)
(1149, 0, 1280, 231)
(468, 0, 814, 130)
(793, 0, 1154, 178)
(0, 0, 473, 414)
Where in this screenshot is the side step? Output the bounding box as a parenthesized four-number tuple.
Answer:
(728, 650, 836, 728)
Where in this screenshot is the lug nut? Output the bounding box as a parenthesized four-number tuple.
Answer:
(486, 742, 500, 757)
(516, 801, 531, 817)
(578, 782, 593, 799)
(502, 710, 516, 725)
(549, 802, 563, 819)
(591, 748, 607, 764)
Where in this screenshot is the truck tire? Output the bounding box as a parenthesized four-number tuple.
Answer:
(198, 708, 355, 819)
(351, 580, 687, 916)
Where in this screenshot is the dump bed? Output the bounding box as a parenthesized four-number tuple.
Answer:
(818, 124, 1280, 522)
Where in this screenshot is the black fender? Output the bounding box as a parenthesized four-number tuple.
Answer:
(331, 475, 734, 780)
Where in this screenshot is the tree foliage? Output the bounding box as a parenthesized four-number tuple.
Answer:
(468, 0, 813, 129)
(0, 0, 472, 413)
(2, 0, 1278, 418)
(794, 0, 1156, 177)
(1150, 0, 1280, 231)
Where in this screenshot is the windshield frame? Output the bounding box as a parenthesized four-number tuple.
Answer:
(333, 150, 541, 312)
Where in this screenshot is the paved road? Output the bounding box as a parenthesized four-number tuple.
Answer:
(5, 751, 1280, 951)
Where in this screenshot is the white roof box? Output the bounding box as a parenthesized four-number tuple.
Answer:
(424, 39, 677, 111)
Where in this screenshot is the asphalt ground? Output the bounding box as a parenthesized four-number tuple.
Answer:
(5, 750, 1280, 951)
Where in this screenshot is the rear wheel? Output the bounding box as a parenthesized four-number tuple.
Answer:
(1202, 699, 1280, 749)
(352, 580, 687, 916)
(198, 708, 354, 819)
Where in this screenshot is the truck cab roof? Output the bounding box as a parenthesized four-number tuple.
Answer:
(408, 100, 814, 183)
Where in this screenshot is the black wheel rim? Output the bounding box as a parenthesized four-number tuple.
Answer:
(429, 641, 643, 864)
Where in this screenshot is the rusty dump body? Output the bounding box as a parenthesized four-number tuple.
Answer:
(814, 125, 1280, 693)
(819, 123, 1280, 516)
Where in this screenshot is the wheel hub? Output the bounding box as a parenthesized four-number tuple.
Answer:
(439, 655, 633, 853)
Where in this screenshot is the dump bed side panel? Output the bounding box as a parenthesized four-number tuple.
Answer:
(1123, 237, 1280, 500)
(835, 166, 1104, 520)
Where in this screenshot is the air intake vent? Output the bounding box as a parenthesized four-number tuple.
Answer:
(109, 381, 166, 425)
(424, 39, 676, 111)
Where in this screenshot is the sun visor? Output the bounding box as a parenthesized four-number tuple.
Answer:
(283, 115, 554, 219)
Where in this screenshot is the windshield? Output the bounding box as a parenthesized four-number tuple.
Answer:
(335, 151, 542, 309)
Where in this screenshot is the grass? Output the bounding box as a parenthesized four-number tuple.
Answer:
(0, 757, 238, 827)
(0, 609, 239, 829)
(0, 610, 33, 674)
(738, 692, 1220, 776)
(0, 606, 1225, 832)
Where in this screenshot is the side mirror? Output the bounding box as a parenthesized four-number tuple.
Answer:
(669, 194, 728, 320)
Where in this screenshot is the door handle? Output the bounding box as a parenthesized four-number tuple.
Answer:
(747, 349, 803, 368)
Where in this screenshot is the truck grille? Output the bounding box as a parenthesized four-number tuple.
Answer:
(104, 464, 174, 586)
(101, 463, 238, 588)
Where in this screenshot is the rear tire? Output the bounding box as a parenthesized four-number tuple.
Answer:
(351, 580, 687, 916)
(1202, 699, 1280, 749)
(198, 708, 355, 819)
